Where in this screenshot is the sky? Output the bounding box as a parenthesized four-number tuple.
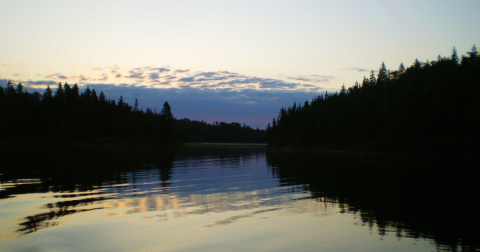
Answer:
(1, 0, 479, 128)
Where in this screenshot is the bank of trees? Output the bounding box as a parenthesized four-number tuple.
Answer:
(175, 119, 266, 143)
(0, 82, 266, 143)
(0, 82, 177, 143)
(267, 46, 480, 153)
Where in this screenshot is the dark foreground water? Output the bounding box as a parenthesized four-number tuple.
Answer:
(0, 144, 478, 251)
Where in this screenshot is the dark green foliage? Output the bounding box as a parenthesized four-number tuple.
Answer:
(267, 46, 480, 153)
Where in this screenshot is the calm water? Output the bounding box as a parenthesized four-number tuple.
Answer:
(0, 145, 478, 251)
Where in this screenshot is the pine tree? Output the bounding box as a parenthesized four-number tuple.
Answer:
(160, 102, 176, 143)
(64, 83, 71, 95)
(451, 46, 459, 65)
(54, 82, 64, 99)
(5, 80, 16, 97)
(16, 83, 24, 94)
(72, 84, 80, 98)
(340, 84, 346, 95)
(160, 102, 174, 120)
(467, 45, 478, 58)
(118, 96, 124, 106)
(134, 99, 139, 112)
(99, 92, 106, 102)
(413, 59, 421, 69)
(92, 89, 98, 101)
(377, 62, 389, 85)
(42, 86, 53, 101)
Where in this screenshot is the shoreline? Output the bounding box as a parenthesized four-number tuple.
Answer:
(185, 142, 267, 146)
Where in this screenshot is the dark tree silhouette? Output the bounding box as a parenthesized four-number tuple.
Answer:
(267, 46, 480, 153)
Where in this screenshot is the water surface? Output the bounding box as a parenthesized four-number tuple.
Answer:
(0, 145, 478, 251)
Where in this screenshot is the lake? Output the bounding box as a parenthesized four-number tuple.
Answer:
(0, 144, 478, 251)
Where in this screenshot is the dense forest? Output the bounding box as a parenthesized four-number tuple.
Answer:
(0, 82, 266, 144)
(267, 46, 480, 153)
(175, 119, 266, 143)
(0, 82, 175, 143)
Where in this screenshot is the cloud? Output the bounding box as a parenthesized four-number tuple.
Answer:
(343, 68, 368, 72)
(79, 75, 89, 81)
(178, 77, 195, 82)
(56, 65, 323, 92)
(97, 76, 108, 81)
(259, 80, 298, 89)
(91, 68, 103, 71)
(284, 75, 333, 84)
(106, 65, 120, 73)
(23, 80, 58, 86)
(151, 67, 170, 73)
(70, 75, 90, 81)
(45, 74, 68, 79)
(149, 73, 160, 80)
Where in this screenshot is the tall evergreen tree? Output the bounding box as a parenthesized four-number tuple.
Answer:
(42, 86, 53, 100)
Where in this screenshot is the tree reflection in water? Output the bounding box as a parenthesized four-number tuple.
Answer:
(266, 150, 480, 252)
(1, 144, 479, 252)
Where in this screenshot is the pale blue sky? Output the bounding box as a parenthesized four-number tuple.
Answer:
(1, 0, 479, 127)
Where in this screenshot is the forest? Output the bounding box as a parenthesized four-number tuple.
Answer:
(175, 119, 266, 143)
(266, 46, 480, 153)
(0, 82, 266, 144)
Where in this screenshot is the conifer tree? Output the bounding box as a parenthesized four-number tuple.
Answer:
(99, 92, 106, 102)
(91, 89, 98, 101)
(377, 62, 389, 85)
(72, 84, 80, 98)
(340, 84, 346, 95)
(134, 99, 139, 112)
(160, 101, 176, 143)
(42, 86, 53, 101)
(16, 83, 24, 93)
(467, 44, 478, 58)
(54, 82, 64, 99)
(451, 46, 459, 65)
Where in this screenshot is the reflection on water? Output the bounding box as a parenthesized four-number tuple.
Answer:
(0, 145, 479, 251)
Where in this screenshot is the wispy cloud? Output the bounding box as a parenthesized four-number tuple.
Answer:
(46, 74, 68, 79)
(38, 65, 326, 92)
(283, 75, 333, 84)
(151, 67, 170, 73)
(343, 68, 368, 72)
(23, 80, 58, 86)
(174, 69, 189, 74)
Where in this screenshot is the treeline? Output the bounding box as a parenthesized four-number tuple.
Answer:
(0, 82, 176, 143)
(175, 119, 266, 143)
(267, 46, 480, 153)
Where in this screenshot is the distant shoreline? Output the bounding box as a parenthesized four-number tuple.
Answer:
(186, 143, 267, 146)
